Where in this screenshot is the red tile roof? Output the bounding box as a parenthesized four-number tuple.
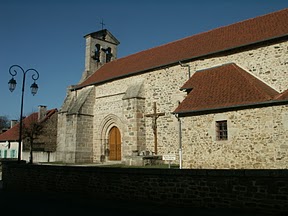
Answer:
(77, 8, 288, 89)
(275, 89, 288, 100)
(173, 63, 285, 114)
(0, 109, 57, 142)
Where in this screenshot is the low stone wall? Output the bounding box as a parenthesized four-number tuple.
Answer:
(2, 163, 288, 214)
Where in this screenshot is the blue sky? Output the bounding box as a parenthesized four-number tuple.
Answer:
(1, 0, 287, 120)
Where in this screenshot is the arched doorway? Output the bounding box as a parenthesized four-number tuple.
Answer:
(108, 126, 121, 160)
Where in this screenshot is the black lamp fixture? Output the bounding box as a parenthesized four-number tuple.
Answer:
(30, 82, 39, 96)
(8, 64, 39, 162)
(8, 77, 17, 92)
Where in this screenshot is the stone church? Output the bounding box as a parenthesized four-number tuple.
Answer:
(57, 8, 288, 169)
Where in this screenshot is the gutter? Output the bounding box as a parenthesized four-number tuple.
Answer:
(173, 99, 288, 117)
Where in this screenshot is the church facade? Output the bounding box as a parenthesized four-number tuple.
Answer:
(57, 8, 288, 169)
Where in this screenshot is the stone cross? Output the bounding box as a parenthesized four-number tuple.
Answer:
(145, 102, 165, 155)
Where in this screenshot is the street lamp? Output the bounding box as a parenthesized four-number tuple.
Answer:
(8, 65, 39, 162)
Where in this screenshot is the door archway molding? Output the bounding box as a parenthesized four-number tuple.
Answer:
(99, 114, 124, 157)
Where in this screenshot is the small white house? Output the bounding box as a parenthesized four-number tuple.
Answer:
(0, 141, 18, 159)
(0, 105, 58, 163)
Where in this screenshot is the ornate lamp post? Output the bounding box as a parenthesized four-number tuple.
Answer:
(8, 65, 39, 162)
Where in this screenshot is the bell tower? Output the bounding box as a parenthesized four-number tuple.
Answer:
(80, 29, 120, 83)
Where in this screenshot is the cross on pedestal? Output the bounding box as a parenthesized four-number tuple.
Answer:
(145, 102, 165, 155)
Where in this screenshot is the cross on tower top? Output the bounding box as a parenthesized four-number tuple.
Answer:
(100, 19, 105, 30)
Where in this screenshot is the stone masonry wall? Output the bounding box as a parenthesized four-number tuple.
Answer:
(74, 88, 94, 163)
(2, 163, 288, 214)
(122, 98, 146, 159)
(93, 90, 125, 161)
(89, 39, 287, 166)
(57, 89, 77, 163)
(92, 67, 187, 162)
(181, 105, 288, 169)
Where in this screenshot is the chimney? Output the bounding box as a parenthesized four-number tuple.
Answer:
(38, 105, 47, 121)
(10, 120, 18, 128)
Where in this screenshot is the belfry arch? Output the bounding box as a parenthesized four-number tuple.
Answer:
(99, 114, 124, 161)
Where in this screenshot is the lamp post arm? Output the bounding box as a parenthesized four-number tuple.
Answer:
(9, 65, 40, 82)
(26, 68, 40, 81)
(9, 64, 24, 77)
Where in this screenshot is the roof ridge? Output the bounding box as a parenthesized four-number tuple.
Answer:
(173, 62, 284, 114)
(115, 8, 288, 61)
(77, 8, 288, 89)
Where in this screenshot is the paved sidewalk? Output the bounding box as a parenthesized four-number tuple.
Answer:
(0, 188, 270, 216)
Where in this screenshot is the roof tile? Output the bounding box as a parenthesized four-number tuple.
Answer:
(77, 8, 288, 89)
(173, 63, 280, 114)
(275, 89, 288, 100)
(0, 109, 57, 142)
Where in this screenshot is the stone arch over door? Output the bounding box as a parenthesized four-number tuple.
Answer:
(99, 114, 124, 161)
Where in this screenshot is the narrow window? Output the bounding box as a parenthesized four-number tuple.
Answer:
(216, 120, 228, 140)
(10, 149, 16, 158)
(102, 47, 113, 62)
(105, 47, 112, 62)
(4, 150, 7, 158)
(92, 44, 101, 62)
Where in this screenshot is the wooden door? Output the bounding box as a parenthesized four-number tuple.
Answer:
(108, 126, 121, 160)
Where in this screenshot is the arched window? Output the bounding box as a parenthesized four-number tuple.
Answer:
(102, 47, 113, 63)
(92, 44, 101, 62)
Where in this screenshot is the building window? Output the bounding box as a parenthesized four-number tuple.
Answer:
(216, 120, 228, 140)
(4, 150, 7, 158)
(10, 150, 16, 158)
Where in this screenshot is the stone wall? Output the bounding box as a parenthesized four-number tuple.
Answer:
(57, 87, 95, 163)
(22, 151, 57, 163)
(57, 35, 288, 167)
(92, 66, 187, 161)
(93, 88, 125, 161)
(2, 163, 288, 214)
(182, 104, 288, 169)
(74, 88, 94, 163)
(89, 39, 287, 165)
(57, 114, 76, 162)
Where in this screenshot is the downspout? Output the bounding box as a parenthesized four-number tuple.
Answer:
(177, 61, 190, 168)
(174, 101, 183, 169)
(178, 114, 182, 169)
(179, 61, 191, 79)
